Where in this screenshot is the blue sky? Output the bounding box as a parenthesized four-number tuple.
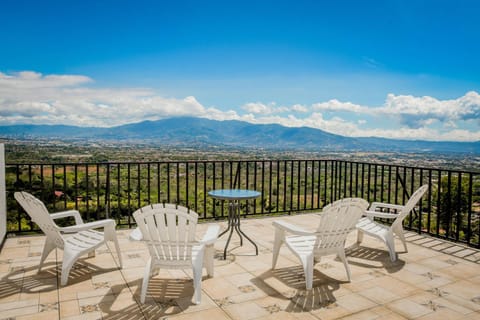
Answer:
(0, 0, 479, 141)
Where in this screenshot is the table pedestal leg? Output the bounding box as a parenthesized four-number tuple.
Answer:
(219, 200, 258, 260)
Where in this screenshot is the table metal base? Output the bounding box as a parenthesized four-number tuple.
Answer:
(218, 201, 258, 260)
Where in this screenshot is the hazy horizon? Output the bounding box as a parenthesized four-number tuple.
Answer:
(1, 1, 479, 142)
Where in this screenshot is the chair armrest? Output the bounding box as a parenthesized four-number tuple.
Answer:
(50, 210, 84, 225)
(364, 210, 399, 219)
(272, 220, 314, 236)
(200, 224, 221, 246)
(60, 219, 116, 233)
(369, 202, 404, 212)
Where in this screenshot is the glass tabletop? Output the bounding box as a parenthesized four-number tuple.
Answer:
(208, 189, 261, 200)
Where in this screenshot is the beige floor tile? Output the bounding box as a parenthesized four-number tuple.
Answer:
(2, 216, 480, 320)
(387, 298, 434, 319)
(16, 309, 60, 320)
(168, 307, 231, 319)
(223, 300, 270, 319)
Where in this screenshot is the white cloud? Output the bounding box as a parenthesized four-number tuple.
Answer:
(0, 70, 479, 141)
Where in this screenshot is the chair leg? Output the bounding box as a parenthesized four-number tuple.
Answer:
(192, 265, 203, 305)
(140, 258, 153, 303)
(337, 249, 351, 282)
(204, 244, 215, 277)
(356, 229, 364, 244)
(105, 224, 123, 268)
(385, 233, 397, 262)
(395, 226, 408, 252)
(272, 228, 284, 269)
(61, 249, 80, 286)
(300, 254, 314, 290)
(38, 238, 56, 272)
(192, 251, 204, 305)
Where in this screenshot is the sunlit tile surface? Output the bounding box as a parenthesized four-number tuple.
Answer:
(1, 214, 479, 319)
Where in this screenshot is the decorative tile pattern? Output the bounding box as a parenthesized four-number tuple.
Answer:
(81, 304, 100, 313)
(369, 270, 385, 278)
(421, 272, 439, 280)
(319, 263, 334, 269)
(445, 259, 459, 265)
(17, 240, 30, 245)
(28, 252, 41, 257)
(238, 285, 256, 293)
(40, 302, 59, 312)
(471, 296, 480, 304)
(157, 299, 179, 309)
(428, 288, 449, 297)
(421, 300, 444, 311)
(96, 249, 111, 254)
(93, 281, 110, 289)
(127, 253, 141, 259)
(214, 297, 234, 307)
(264, 304, 282, 314)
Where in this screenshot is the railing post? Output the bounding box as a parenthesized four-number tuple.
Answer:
(0, 144, 6, 246)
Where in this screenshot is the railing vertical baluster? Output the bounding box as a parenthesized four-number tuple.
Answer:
(303, 160, 307, 210)
(261, 161, 265, 214)
(167, 163, 170, 203)
(373, 163, 377, 202)
(127, 163, 130, 225)
(176, 162, 180, 203)
(117, 164, 121, 221)
(427, 169, 432, 234)
(194, 162, 198, 212)
(317, 160, 322, 208)
(387, 165, 392, 204)
(96, 164, 100, 218)
(283, 160, 287, 211)
(380, 165, 385, 203)
(52, 164, 56, 211)
(355, 162, 359, 197)
(409, 168, 415, 229)
(147, 163, 151, 204)
(367, 163, 371, 203)
(446, 171, 452, 238)
(330, 161, 334, 203)
(361, 163, 365, 200)
(277, 160, 280, 212)
(63, 165, 67, 209)
(290, 160, 294, 211)
(395, 166, 399, 204)
(157, 163, 161, 203)
(349, 162, 353, 197)
(436, 170, 441, 236)
(323, 160, 327, 205)
(203, 161, 207, 218)
(418, 169, 424, 234)
(185, 162, 189, 208)
(269, 160, 273, 212)
(311, 160, 315, 209)
(455, 172, 462, 241)
(467, 173, 473, 245)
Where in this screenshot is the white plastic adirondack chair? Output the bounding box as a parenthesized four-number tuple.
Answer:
(272, 198, 369, 290)
(14, 191, 123, 285)
(356, 184, 429, 261)
(133, 203, 220, 304)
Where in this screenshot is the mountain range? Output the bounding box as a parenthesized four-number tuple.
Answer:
(1, 117, 479, 154)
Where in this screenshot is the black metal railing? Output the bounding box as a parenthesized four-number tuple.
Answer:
(6, 159, 480, 248)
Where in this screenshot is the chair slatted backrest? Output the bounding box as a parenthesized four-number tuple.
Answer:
(133, 203, 199, 263)
(14, 192, 65, 248)
(315, 198, 369, 250)
(392, 184, 429, 229)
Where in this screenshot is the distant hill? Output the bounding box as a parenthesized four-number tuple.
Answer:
(1, 117, 479, 154)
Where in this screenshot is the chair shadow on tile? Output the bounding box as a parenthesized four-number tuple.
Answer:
(97, 278, 196, 319)
(253, 266, 341, 312)
(344, 244, 405, 273)
(0, 262, 58, 300)
(0, 259, 122, 301)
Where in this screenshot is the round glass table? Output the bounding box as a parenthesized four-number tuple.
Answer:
(208, 189, 261, 259)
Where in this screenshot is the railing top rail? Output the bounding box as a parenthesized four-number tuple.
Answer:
(5, 158, 480, 175)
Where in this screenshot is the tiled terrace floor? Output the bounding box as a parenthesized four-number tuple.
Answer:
(1, 213, 480, 320)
